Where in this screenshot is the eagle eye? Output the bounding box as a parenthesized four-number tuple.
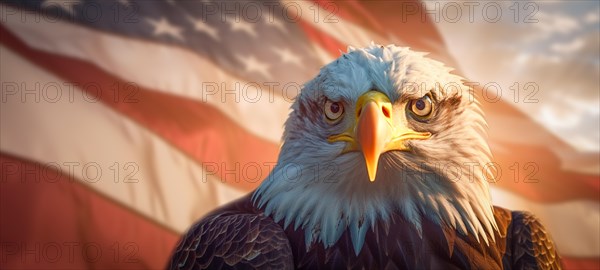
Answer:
(324, 99, 344, 122)
(408, 95, 434, 119)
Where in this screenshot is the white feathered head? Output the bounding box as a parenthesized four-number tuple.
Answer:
(254, 44, 497, 254)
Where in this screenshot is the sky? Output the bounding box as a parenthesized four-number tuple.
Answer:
(429, 0, 600, 153)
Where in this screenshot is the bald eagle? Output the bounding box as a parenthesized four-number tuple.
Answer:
(169, 44, 561, 269)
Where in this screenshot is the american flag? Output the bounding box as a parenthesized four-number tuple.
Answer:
(0, 0, 598, 269)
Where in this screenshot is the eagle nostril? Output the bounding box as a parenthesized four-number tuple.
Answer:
(382, 106, 391, 118)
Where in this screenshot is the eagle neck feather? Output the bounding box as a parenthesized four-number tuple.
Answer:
(253, 152, 498, 255)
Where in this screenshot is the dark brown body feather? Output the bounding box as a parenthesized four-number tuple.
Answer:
(169, 193, 561, 270)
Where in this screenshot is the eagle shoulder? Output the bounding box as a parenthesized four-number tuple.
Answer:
(168, 197, 294, 269)
(502, 210, 562, 270)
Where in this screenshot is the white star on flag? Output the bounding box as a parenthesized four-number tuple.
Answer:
(187, 16, 219, 41)
(146, 17, 185, 42)
(228, 18, 257, 38)
(273, 47, 302, 66)
(237, 54, 272, 79)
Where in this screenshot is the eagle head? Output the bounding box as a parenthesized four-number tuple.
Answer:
(253, 44, 498, 254)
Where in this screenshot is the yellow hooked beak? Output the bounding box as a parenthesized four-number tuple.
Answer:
(328, 91, 431, 182)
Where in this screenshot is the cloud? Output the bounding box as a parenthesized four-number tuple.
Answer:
(533, 11, 580, 35)
(435, 8, 599, 152)
(584, 11, 599, 24)
(550, 38, 584, 54)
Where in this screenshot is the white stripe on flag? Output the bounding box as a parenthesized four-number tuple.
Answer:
(0, 45, 245, 234)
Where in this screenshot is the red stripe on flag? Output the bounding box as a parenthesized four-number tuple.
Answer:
(562, 257, 600, 270)
(0, 153, 179, 269)
(0, 25, 278, 192)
